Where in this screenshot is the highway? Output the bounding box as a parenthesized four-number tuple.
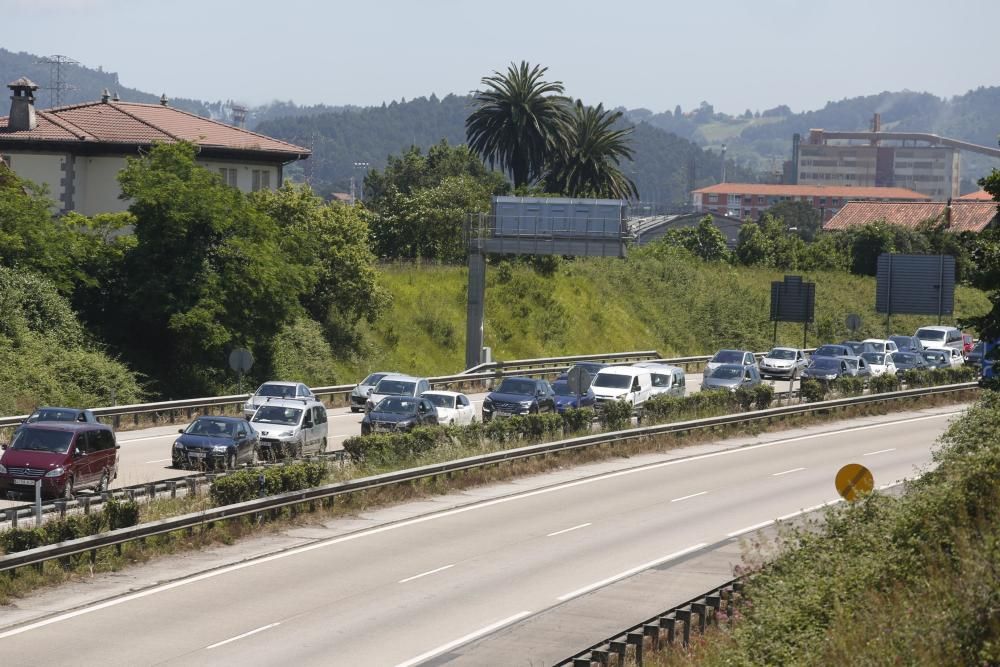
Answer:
(0, 405, 957, 666)
(1, 371, 733, 512)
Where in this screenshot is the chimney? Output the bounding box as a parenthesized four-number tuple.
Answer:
(945, 197, 952, 227)
(101, 88, 111, 103)
(7, 77, 39, 131)
(159, 93, 169, 106)
(112, 91, 120, 102)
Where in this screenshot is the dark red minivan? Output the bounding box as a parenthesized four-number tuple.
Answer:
(0, 422, 119, 499)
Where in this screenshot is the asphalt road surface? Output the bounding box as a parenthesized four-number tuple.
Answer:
(0, 405, 955, 666)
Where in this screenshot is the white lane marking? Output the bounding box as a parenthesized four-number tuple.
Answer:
(144, 458, 172, 464)
(670, 491, 707, 503)
(557, 543, 708, 602)
(394, 611, 532, 667)
(0, 413, 955, 640)
(398, 564, 455, 584)
(206, 622, 280, 650)
(546, 523, 591, 537)
(726, 520, 774, 538)
(331, 433, 355, 438)
(772, 467, 806, 476)
(778, 498, 843, 521)
(864, 448, 896, 456)
(118, 434, 175, 444)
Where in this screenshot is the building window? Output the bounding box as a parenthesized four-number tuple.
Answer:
(219, 168, 238, 187)
(707, 193, 719, 204)
(252, 169, 271, 192)
(728, 194, 741, 207)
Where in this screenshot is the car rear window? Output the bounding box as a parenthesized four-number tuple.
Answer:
(424, 394, 456, 409)
(257, 384, 296, 398)
(916, 329, 946, 341)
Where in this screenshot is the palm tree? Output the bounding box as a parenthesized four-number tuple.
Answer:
(465, 61, 572, 188)
(544, 101, 638, 200)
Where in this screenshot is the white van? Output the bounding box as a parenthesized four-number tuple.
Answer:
(914, 326, 963, 352)
(590, 366, 654, 410)
(633, 362, 686, 398)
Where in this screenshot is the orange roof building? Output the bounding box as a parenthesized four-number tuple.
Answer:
(691, 182, 931, 222)
(823, 200, 998, 234)
(957, 189, 994, 201)
(0, 77, 309, 214)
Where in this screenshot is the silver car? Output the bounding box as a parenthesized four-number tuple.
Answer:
(701, 364, 762, 392)
(758, 347, 808, 379)
(243, 381, 316, 419)
(350, 371, 402, 413)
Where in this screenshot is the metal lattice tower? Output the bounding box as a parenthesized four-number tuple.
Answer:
(36, 55, 79, 107)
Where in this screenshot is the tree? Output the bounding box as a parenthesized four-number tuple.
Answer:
(659, 216, 729, 262)
(846, 221, 896, 276)
(959, 170, 1000, 346)
(113, 142, 310, 395)
(542, 101, 638, 200)
(465, 61, 572, 188)
(765, 200, 823, 242)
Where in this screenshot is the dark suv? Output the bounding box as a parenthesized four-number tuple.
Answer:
(482, 377, 556, 421)
(0, 422, 119, 499)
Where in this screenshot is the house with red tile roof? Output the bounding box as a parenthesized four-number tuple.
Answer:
(0, 78, 310, 215)
(957, 189, 994, 201)
(823, 200, 999, 234)
(690, 183, 930, 222)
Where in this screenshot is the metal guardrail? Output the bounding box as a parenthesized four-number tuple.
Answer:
(0, 350, 664, 432)
(0, 381, 977, 573)
(557, 578, 743, 666)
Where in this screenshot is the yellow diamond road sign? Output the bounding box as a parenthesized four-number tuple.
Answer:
(835, 463, 874, 502)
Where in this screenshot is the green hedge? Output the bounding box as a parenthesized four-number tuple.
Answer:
(209, 461, 328, 506)
(598, 399, 634, 431)
(800, 378, 828, 403)
(561, 408, 595, 434)
(868, 374, 901, 393)
(0, 498, 139, 555)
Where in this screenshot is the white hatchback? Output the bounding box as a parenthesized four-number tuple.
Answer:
(422, 391, 476, 426)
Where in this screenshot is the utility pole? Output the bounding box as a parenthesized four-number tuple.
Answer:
(36, 54, 78, 107)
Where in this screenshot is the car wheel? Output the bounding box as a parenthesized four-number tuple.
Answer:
(63, 477, 75, 500)
(97, 470, 110, 494)
(350, 406, 360, 413)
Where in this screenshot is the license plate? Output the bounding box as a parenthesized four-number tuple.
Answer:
(13, 478, 37, 486)
(188, 451, 206, 458)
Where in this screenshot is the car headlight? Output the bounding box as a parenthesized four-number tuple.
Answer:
(45, 466, 66, 478)
(398, 419, 415, 428)
(173, 440, 184, 449)
(520, 400, 532, 407)
(212, 445, 227, 453)
(243, 402, 254, 411)
(483, 400, 493, 410)
(277, 431, 294, 438)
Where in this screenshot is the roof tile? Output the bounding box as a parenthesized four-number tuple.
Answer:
(823, 201, 998, 233)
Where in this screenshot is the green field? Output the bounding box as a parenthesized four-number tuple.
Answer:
(329, 247, 990, 382)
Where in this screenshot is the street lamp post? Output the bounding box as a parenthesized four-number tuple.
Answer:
(350, 161, 370, 205)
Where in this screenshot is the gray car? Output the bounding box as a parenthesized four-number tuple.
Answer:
(758, 347, 808, 379)
(705, 349, 756, 376)
(701, 364, 762, 392)
(243, 381, 316, 419)
(350, 371, 402, 413)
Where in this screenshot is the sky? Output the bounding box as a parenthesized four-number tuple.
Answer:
(4, 0, 1000, 114)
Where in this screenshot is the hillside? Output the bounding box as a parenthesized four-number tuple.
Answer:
(330, 247, 990, 382)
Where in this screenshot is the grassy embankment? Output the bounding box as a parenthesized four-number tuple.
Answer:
(331, 246, 990, 380)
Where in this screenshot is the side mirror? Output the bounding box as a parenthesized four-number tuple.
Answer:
(74, 448, 84, 458)
(0, 443, 7, 450)
(178, 428, 184, 434)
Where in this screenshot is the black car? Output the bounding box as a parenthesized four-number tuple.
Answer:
(889, 335, 922, 353)
(813, 344, 855, 359)
(920, 349, 951, 370)
(482, 377, 556, 421)
(840, 341, 877, 356)
(556, 362, 606, 384)
(361, 396, 438, 435)
(892, 352, 929, 372)
(172, 416, 259, 470)
(801, 356, 851, 381)
(23, 407, 98, 425)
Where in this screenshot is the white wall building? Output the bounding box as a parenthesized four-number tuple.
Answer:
(0, 78, 310, 215)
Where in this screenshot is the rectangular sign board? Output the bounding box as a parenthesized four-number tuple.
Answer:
(491, 196, 624, 239)
(875, 254, 955, 316)
(770, 275, 815, 323)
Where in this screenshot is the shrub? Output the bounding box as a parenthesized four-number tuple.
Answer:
(104, 498, 140, 530)
(832, 375, 864, 397)
(753, 383, 775, 410)
(209, 461, 327, 506)
(598, 399, 634, 431)
(869, 374, 901, 394)
(800, 378, 828, 402)
(0, 527, 46, 554)
(561, 408, 595, 434)
(734, 387, 755, 411)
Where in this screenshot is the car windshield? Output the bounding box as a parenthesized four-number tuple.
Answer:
(496, 379, 536, 395)
(375, 379, 417, 396)
(890, 336, 913, 349)
(361, 373, 391, 387)
(894, 353, 918, 364)
(768, 349, 796, 360)
(711, 366, 743, 379)
(916, 329, 946, 341)
(812, 358, 840, 370)
(256, 384, 296, 398)
(552, 381, 579, 397)
(592, 373, 632, 389)
(373, 397, 419, 415)
(251, 406, 302, 426)
(815, 345, 845, 357)
(862, 353, 885, 364)
(10, 428, 74, 453)
(712, 350, 743, 363)
(423, 394, 456, 409)
(26, 409, 82, 423)
(186, 419, 238, 436)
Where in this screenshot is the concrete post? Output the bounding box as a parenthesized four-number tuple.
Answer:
(465, 250, 486, 370)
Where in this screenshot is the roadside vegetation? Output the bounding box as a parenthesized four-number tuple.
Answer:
(641, 389, 1000, 666)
